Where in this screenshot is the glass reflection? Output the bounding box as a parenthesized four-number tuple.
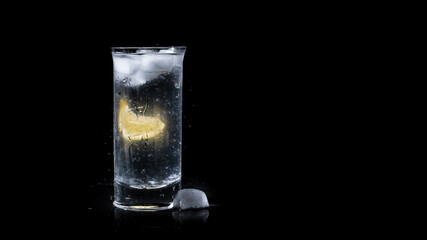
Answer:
(114, 207, 209, 232)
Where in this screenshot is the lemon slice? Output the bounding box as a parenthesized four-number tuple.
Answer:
(118, 99, 165, 140)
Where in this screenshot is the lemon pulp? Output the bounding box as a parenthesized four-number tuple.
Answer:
(118, 99, 165, 140)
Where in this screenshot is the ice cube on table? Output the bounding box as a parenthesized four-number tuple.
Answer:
(112, 55, 140, 75)
(173, 189, 209, 210)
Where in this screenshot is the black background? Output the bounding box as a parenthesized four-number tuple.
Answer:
(3, 7, 359, 236)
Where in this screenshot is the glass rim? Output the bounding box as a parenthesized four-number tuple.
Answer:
(111, 46, 186, 55)
(111, 46, 186, 50)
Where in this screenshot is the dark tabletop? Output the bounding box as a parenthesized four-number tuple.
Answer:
(86, 177, 237, 235)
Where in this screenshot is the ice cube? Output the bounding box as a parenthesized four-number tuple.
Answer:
(136, 49, 155, 54)
(112, 55, 140, 75)
(141, 55, 174, 72)
(159, 47, 176, 53)
(159, 47, 185, 67)
(129, 71, 147, 86)
(173, 189, 209, 210)
(173, 54, 184, 68)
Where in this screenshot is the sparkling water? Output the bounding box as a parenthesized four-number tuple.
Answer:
(112, 47, 185, 209)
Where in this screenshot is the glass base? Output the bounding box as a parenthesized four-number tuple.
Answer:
(113, 201, 173, 211)
(114, 180, 180, 211)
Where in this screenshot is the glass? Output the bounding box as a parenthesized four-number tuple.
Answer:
(112, 46, 186, 210)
